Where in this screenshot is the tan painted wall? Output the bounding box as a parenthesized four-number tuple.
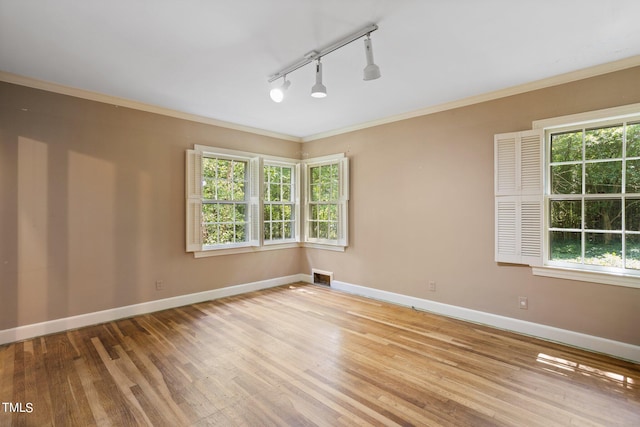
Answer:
(301, 66, 640, 346)
(2, 66, 639, 346)
(0, 82, 302, 330)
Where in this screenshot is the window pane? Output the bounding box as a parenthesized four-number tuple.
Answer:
(626, 159, 640, 193)
(319, 221, 329, 239)
(282, 167, 291, 184)
(202, 203, 217, 223)
(233, 180, 245, 201)
(219, 204, 234, 222)
(282, 184, 291, 201)
(310, 221, 318, 238)
(627, 122, 640, 157)
(626, 199, 640, 231)
(550, 231, 581, 263)
(551, 164, 581, 194)
(219, 224, 234, 243)
(282, 204, 292, 220)
(585, 233, 622, 268)
(235, 204, 246, 221)
(584, 199, 621, 230)
(551, 131, 582, 163)
(263, 222, 271, 240)
(235, 224, 246, 242)
(329, 222, 338, 240)
(284, 221, 293, 239)
(626, 234, 640, 270)
(202, 178, 214, 199)
(264, 204, 272, 221)
(233, 161, 245, 182)
(272, 205, 282, 221)
(203, 224, 218, 245)
(329, 204, 338, 222)
(217, 179, 231, 200)
(311, 184, 321, 202)
(217, 160, 231, 180)
(272, 222, 282, 239)
(585, 125, 623, 160)
(317, 205, 329, 220)
(585, 161, 622, 194)
(270, 184, 281, 201)
(550, 200, 581, 229)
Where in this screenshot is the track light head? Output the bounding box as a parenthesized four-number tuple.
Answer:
(363, 35, 381, 81)
(269, 77, 290, 103)
(311, 60, 327, 98)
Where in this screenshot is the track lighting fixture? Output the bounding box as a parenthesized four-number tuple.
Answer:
(311, 59, 327, 98)
(268, 23, 380, 102)
(269, 76, 290, 103)
(363, 34, 381, 81)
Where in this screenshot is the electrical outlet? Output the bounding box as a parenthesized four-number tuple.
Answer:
(155, 280, 165, 291)
(518, 296, 528, 310)
(428, 281, 436, 292)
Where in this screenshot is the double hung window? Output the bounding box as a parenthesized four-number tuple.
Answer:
(263, 162, 298, 243)
(494, 104, 640, 286)
(548, 121, 640, 272)
(186, 146, 348, 255)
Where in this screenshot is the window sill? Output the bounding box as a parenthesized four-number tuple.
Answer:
(193, 242, 300, 258)
(192, 241, 347, 257)
(532, 266, 640, 289)
(302, 242, 346, 252)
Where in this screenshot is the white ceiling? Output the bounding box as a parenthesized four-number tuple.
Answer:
(1, 0, 640, 139)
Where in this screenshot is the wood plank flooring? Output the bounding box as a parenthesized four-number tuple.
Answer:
(1, 283, 639, 426)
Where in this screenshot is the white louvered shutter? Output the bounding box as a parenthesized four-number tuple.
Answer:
(294, 163, 301, 242)
(249, 157, 263, 247)
(337, 157, 349, 247)
(494, 130, 543, 266)
(186, 149, 203, 252)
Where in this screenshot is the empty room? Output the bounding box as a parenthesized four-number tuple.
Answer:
(1, 1, 639, 425)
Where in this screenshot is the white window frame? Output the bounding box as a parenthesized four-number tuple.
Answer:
(302, 153, 349, 250)
(263, 160, 300, 246)
(495, 103, 640, 288)
(186, 145, 347, 256)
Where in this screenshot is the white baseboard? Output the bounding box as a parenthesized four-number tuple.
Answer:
(0, 274, 306, 346)
(327, 279, 640, 363)
(4, 274, 638, 363)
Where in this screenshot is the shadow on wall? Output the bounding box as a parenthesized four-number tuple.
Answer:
(0, 99, 163, 333)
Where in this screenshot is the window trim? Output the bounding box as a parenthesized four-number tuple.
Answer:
(531, 103, 640, 287)
(302, 153, 349, 248)
(263, 159, 300, 246)
(187, 145, 348, 256)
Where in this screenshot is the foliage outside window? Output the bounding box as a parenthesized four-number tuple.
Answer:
(202, 157, 248, 246)
(186, 146, 347, 255)
(548, 121, 640, 273)
(304, 155, 348, 247)
(264, 164, 296, 242)
(308, 163, 340, 240)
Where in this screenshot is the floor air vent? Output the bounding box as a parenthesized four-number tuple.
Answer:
(312, 269, 333, 286)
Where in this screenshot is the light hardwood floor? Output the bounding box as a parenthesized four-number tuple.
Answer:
(1, 283, 638, 426)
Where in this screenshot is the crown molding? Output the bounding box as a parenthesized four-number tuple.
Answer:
(3, 54, 640, 144)
(302, 55, 640, 142)
(0, 71, 302, 142)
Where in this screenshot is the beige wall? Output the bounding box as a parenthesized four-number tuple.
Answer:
(302, 66, 640, 346)
(1, 66, 640, 346)
(0, 82, 302, 330)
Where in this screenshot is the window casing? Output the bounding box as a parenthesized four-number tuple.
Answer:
(263, 162, 299, 244)
(495, 103, 640, 287)
(546, 120, 640, 275)
(186, 146, 348, 255)
(303, 154, 349, 247)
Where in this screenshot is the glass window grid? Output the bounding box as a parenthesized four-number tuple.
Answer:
(264, 164, 295, 241)
(202, 157, 249, 246)
(548, 121, 640, 272)
(308, 164, 340, 240)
